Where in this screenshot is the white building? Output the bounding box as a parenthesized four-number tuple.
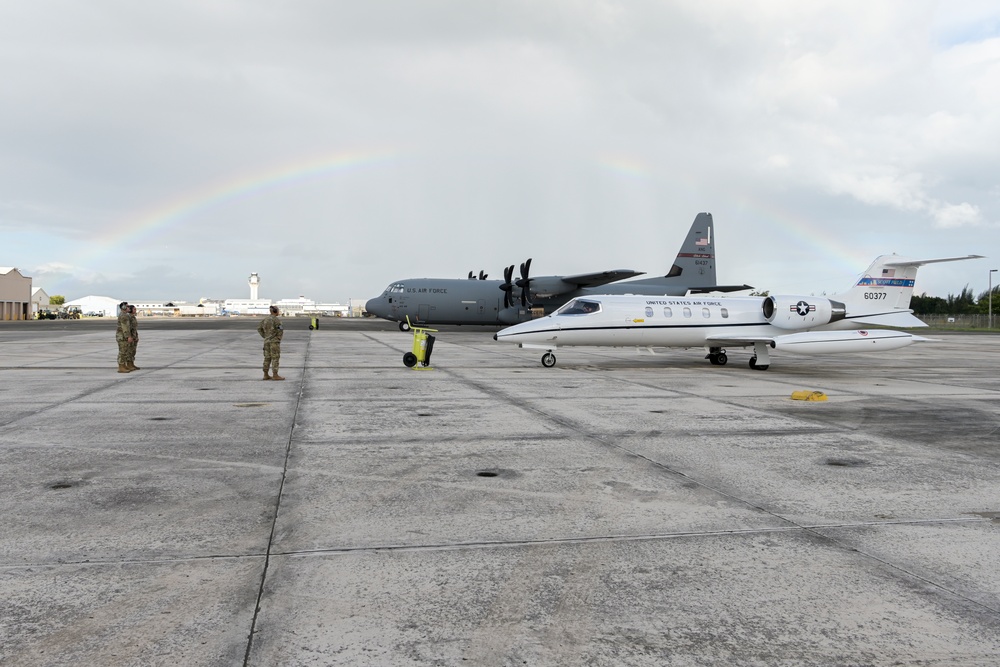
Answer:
(223, 299, 271, 315)
(31, 287, 51, 315)
(178, 303, 219, 316)
(273, 296, 349, 317)
(65, 295, 122, 317)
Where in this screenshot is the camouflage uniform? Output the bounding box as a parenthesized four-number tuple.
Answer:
(116, 307, 131, 368)
(257, 313, 283, 375)
(126, 309, 139, 367)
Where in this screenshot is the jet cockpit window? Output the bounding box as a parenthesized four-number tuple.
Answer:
(385, 283, 405, 294)
(557, 299, 602, 315)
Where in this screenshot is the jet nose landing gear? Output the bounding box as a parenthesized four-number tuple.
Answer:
(541, 352, 556, 368)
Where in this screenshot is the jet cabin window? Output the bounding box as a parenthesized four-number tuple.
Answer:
(557, 299, 602, 315)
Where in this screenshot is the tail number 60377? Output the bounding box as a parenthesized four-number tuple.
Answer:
(864, 292, 887, 300)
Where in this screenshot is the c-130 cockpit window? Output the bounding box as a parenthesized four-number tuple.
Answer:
(384, 283, 405, 295)
(556, 299, 602, 315)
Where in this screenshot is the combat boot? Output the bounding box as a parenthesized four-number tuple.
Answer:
(270, 368, 285, 381)
(262, 370, 271, 381)
(118, 364, 131, 373)
(127, 362, 141, 371)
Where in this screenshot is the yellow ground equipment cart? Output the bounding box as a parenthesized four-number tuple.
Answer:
(309, 317, 320, 330)
(403, 317, 437, 369)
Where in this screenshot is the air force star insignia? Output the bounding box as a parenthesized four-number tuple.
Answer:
(792, 301, 815, 317)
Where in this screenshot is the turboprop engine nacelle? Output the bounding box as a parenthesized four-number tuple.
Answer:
(762, 296, 846, 330)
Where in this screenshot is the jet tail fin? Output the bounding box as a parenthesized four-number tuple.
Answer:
(834, 254, 983, 317)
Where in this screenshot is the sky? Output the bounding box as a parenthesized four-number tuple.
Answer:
(2, 0, 999, 305)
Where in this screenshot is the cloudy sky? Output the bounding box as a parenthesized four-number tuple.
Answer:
(2, 0, 998, 305)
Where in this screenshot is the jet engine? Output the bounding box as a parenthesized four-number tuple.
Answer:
(762, 296, 846, 330)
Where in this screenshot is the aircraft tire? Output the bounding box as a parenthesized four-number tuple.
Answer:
(399, 321, 411, 332)
(754, 365, 769, 371)
(717, 353, 728, 365)
(749, 356, 757, 369)
(403, 352, 418, 367)
(541, 352, 556, 368)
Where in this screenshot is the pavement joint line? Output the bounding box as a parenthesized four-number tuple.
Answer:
(270, 517, 995, 558)
(3, 329, 211, 368)
(243, 333, 310, 667)
(3, 517, 988, 571)
(0, 333, 255, 431)
(438, 364, 1000, 621)
(806, 521, 1000, 618)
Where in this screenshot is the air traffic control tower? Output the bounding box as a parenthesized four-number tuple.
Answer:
(249, 272, 260, 300)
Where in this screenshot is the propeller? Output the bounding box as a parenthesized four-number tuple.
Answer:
(500, 264, 516, 309)
(515, 258, 532, 307)
(479, 270, 488, 280)
(468, 271, 474, 280)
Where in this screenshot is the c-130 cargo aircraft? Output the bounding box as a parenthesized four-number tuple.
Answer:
(365, 213, 752, 330)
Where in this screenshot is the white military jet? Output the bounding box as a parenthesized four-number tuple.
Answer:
(494, 254, 983, 369)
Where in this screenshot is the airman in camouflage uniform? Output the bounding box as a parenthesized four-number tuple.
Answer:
(126, 305, 140, 370)
(257, 305, 284, 380)
(116, 302, 134, 373)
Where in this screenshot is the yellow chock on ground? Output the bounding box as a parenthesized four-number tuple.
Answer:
(791, 390, 828, 401)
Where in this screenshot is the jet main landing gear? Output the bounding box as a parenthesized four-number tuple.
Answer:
(706, 347, 728, 366)
(749, 341, 772, 371)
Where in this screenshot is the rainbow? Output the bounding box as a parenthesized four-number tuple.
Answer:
(74, 148, 399, 265)
(64, 146, 871, 288)
(595, 153, 869, 274)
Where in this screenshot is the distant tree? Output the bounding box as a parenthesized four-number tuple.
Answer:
(976, 286, 1000, 314)
(910, 292, 946, 315)
(749, 290, 770, 297)
(50, 295, 65, 306)
(945, 285, 977, 315)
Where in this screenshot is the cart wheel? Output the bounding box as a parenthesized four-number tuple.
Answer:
(308, 325, 314, 330)
(541, 352, 556, 368)
(403, 352, 418, 367)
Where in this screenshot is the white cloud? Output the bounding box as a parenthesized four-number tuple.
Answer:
(1, 1, 998, 301)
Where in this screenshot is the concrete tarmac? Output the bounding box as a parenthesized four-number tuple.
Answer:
(1, 318, 999, 666)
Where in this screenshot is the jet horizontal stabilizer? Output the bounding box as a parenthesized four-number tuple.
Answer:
(559, 269, 646, 288)
(848, 311, 928, 328)
(882, 255, 984, 268)
(686, 284, 755, 294)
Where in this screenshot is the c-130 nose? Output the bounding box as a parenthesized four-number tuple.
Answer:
(365, 297, 386, 317)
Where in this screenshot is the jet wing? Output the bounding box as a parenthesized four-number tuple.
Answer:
(705, 333, 775, 347)
(558, 269, 646, 288)
(687, 284, 755, 294)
